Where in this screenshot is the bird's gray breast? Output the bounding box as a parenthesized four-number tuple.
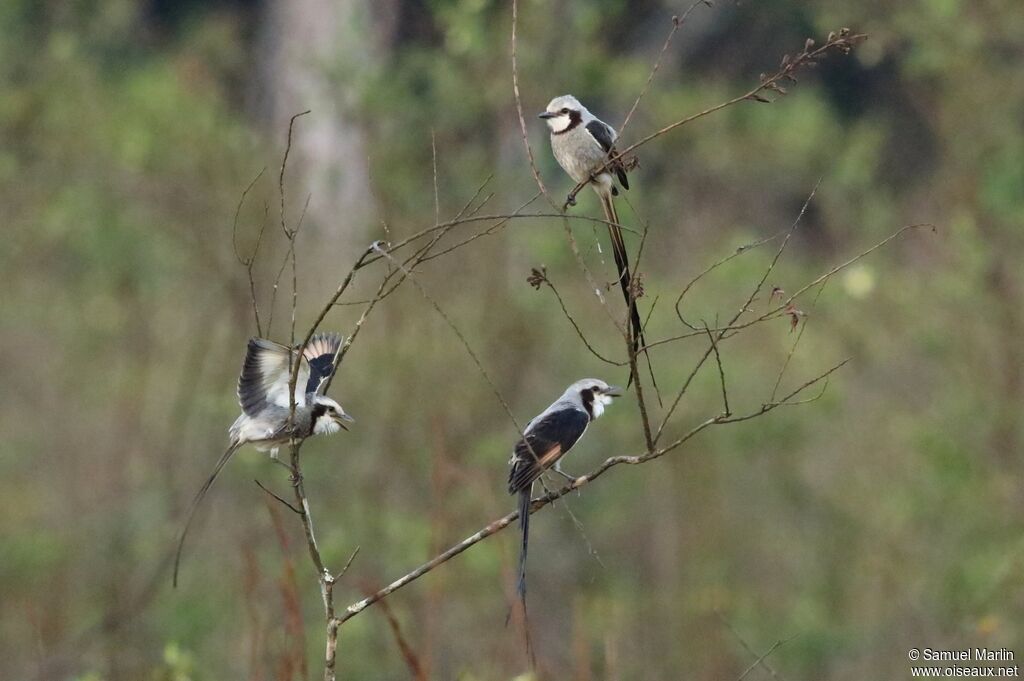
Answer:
(551, 127, 610, 184)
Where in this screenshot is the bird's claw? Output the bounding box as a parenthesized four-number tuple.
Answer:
(565, 193, 577, 208)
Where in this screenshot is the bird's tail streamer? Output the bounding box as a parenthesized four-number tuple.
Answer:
(505, 488, 536, 665)
(599, 191, 661, 403)
(173, 440, 241, 587)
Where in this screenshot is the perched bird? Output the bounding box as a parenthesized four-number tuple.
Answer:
(539, 95, 646, 368)
(173, 332, 353, 586)
(507, 379, 622, 615)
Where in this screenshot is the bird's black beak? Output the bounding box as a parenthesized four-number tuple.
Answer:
(538, 111, 557, 119)
(602, 386, 624, 397)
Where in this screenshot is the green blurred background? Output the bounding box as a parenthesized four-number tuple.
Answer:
(2, 0, 1022, 679)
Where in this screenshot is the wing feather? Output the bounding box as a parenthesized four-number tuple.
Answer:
(507, 408, 589, 493)
(585, 119, 616, 153)
(302, 332, 343, 396)
(585, 119, 629, 191)
(236, 338, 310, 416)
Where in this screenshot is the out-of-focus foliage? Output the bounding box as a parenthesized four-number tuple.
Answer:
(2, 0, 1022, 679)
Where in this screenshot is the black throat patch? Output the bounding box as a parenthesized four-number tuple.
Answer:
(552, 110, 583, 135)
(580, 388, 595, 420)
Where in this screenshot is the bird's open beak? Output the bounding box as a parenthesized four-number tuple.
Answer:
(602, 386, 624, 397)
(335, 412, 355, 430)
(538, 111, 557, 119)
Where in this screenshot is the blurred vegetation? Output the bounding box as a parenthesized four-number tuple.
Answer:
(1, 0, 1022, 679)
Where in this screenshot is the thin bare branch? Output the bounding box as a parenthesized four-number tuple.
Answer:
(232, 167, 268, 265)
(618, 0, 712, 137)
(231, 168, 268, 335)
(649, 222, 935, 354)
(735, 635, 797, 681)
(371, 244, 529, 436)
(704, 322, 731, 417)
(289, 193, 312, 348)
(255, 478, 302, 515)
(675, 230, 785, 329)
(529, 267, 620, 365)
(717, 611, 790, 681)
(280, 110, 310, 237)
(770, 279, 827, 401)
(431, 130, 440, 227)
(511, 0, 551, 204)
(655, 180, 820, 443)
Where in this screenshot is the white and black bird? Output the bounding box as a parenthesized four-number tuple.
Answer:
(507, 379, 622, 614)
(173, 332, 353, 586)
(539, 95, 646, 367)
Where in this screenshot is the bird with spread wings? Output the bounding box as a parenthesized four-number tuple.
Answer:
(173, 333, 353, 586)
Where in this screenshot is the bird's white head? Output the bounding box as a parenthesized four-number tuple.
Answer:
(564, 378, 622, 420)
(311, 396, 354, 436)
(539, 94, 589, 134)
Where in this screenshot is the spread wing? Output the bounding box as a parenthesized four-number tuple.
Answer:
(302, 332, 342, 396)
(237, 334, 344, 416)
(508, 408, 590, 494)
(237, 338, 309, 416)
(585, 119, 629, 191)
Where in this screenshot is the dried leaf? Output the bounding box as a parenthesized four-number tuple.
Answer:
(784, 303, 806, 331)
(527, 266, 547, 290)
(629, 272, 646, 300)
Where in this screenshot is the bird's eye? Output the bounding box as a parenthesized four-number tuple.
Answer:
(561, 108, 570, 114)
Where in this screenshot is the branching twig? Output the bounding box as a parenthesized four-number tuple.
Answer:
(655, 180, 820, 443)
(675, 230, 785, 330)
(649, 222, 934, 354)
(528, 267, 620, 365)
(231, 167, 268, 335)
(704, 322, 731, 417)
(280, 110, 310, 238)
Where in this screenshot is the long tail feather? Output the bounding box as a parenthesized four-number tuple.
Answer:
(599, 191, 661, 402)
(173, 440, 242, 587)
(516, 488, 531, 614)
(505, 488, 535, 664)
